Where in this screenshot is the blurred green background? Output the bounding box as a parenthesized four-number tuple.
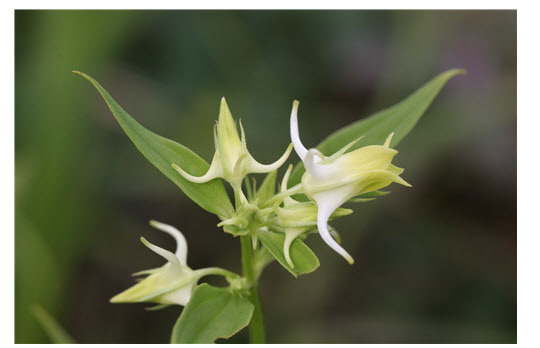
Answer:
(15, 10, 516, 343)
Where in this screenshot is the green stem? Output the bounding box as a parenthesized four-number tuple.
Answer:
(248, 285, 265, 343)
(260, 183, 303, 208)
(241, 235, 266, 343)
(196, 267, 239, 279)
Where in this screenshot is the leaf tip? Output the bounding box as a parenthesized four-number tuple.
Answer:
(445, 68, 467, 78)
(72, 70, 87, 78)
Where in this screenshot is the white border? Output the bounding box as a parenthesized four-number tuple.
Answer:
(5, 2, 536, 347)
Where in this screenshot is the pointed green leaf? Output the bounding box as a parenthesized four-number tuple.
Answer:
(74, 72, 234, 217)
(31, 305, 76, 344)
(289, 69, 465, 185)
(253, 171, 277, 202)
(170, 284, 254, 344)
(257, 229, 319, 277)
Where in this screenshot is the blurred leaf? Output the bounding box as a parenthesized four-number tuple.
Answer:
(289, 69, 465, 185)
(257, 229, 319, 277)
(31, 305, 75, 344)
(170, 284, 254, 343)
(74, 71, 234, 218)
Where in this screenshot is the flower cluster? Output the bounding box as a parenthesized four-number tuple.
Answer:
(112, 97, 410, 306)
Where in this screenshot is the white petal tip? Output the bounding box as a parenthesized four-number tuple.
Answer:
(172, 163, 216, 184)
(286, 259, 295, 269)
(290, 100, 308, 160)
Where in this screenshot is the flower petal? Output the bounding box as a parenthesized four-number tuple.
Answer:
(290, 100, 308, 161)
(171, 153, 223, 184)
(149, 220, 188, 265)
(304, 149, 335, 181)
(314, 191, 355, 264)
(318, 136, 364, 165)
(334, 145, 398, 177)
(246, 143, 294, 173)
(283, 227, 307, 269)
(384, 132, 395, 148)
(140, 237, 182, 268)
(217, 97, 242, 158)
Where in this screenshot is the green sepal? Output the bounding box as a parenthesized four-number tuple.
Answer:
(347, 197, 375, 203)
(170, 284, 254, 344)
(222, 224, 250, 236)
(145, 304, 172, 311)
(357, 190, 390, 198)
(74, 71, 234, 218)
(257, 229, 319, 277)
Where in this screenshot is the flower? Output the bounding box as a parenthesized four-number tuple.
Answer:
(110, 221, 201, 307)
(172, 98, 293, 188)
(289, 101, 411, 264)
(273, 165, 352, 268)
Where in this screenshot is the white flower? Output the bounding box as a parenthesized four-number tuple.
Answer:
(110, 221, 200, 306)
(173, 98, 293, 188)
(290, 101, 411, 264)
(273, 165, 352, 268)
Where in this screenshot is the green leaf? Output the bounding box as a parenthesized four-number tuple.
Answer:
(74, 71, 234, 218)
(289, 69, 465, 185)
(170, 284, 254, 343)
(253, 171, 277, 202)
(31, 305, 75, 344)
(257, 229, 319, 277)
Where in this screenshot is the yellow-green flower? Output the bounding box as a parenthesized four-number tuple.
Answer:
(173, 98, 293, 188)
(110, 221, 238, 307)
(110, 221, 197, 306)
(290, 101, 411, 264)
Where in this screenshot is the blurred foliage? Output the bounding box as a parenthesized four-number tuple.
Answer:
(15, 10, 516, 343)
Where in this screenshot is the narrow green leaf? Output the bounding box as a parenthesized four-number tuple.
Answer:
(253, 171, 277, 202)
(257, 229, 319, 277)
(289, 69, 465, 185)
(74, 71, 234, 218)
(31, 305, 75, 344)
(170, 284, 254, 343)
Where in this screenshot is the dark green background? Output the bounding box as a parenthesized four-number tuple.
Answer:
(15, 10, 516, 343)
